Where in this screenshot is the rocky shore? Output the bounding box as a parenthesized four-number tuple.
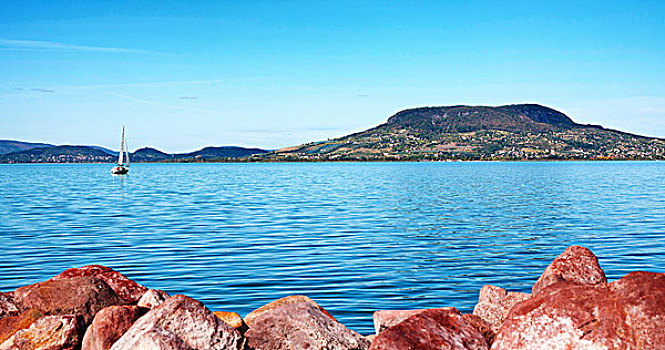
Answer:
(0, 245, 663, 349)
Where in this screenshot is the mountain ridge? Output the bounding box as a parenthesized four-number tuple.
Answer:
(2, 104, 664, 163)
(0, 145, 269, 163)
(266, 104, 665, 161)
(0, 140, 53, 154)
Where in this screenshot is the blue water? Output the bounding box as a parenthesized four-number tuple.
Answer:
(1, 162, 664, 334)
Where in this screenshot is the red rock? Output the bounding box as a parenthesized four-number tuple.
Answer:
(245, 302, 369, 350)
(472, 285, 530, 332)
(609, 271, 665, 349)
(137, 289, 170, 309)
(0, 292, 19, 319)
(50, 265, 147, 304)
(373, 308, 456, 335)
(532, 245, 606, 295)
(493, 271, 665, 349)
(114, 329, 190, 349)
(369, 308, 489, 350)
(0, 315, 81, 350)
(110, 295, 244, 350)
(243, 295, 338, 327)
(13, 276, 122, 325)
(81, 305, 147, 350)
(462, 314, 495, 346)
(0, 309, 43, 343)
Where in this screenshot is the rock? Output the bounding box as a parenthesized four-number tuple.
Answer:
(369, 308, 489, 350)
(0, 315, 81, 350)
(0, 309, 43, 343)
(13, 276, 122, 325)
(493, 271, 665, 349)
(472, 285, 530, 332)
(610, 271, 665, 349)
(244, 295, 338, 327)
(81, 305, 147, 350)
(50, 265, 147, 304)
(114, 329, 191, 349)
(532, 245, 606, 295)
(137, 289, 170, 309)
(373, 308, 456, 335)
(0, 293, 19, 319)
(245, 302, 369, 350)
(462, 314, 495, 346)
(213, 312, 246, 332)
(110, 295, 244, 350)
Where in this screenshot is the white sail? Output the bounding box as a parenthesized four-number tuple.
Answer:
(118, 126, 125, 165)
(124, 131, 130, 166)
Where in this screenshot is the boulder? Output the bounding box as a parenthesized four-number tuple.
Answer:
(50, 265, 147, 304)
(0, 309, 43, 343)
(213, 312, 246, 332)
(472, 285, 530, 332)
(532, 245, 606, 295)
(110, 295, 244, 350)
(137, 289, 170, 309)
(245, 302, 369, 350)
(492, 271, 665, 349)
(0, 315, 81, 350)
(611, 271, 665, 348)
(244, 295, 337, 327)
(369, 308, 489, 350)
(81, 305, 147, 350)
(13, 276, 122, 325)
(373, 308, 456, 335)
(0, 293, 19, 319)
(114, 329, 191, 349)
(462, 314, 495, 345)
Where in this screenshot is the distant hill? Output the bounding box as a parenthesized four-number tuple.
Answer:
(4, 104, 664, 163)
(0, 144, 269, 163)
(384, 104, 578, 133)
(175, 146, 269, 160)
(266, 104, 665, 161)
(88, 146, 116, 156)
(0, 140, 52, 154)
(131, 147, 174, 162)
(0, 145, 114, 163)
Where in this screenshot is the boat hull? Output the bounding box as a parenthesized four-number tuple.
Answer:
(111, 166, 129, 175)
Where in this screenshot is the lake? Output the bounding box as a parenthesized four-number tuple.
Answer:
(1, 162, 664, 334)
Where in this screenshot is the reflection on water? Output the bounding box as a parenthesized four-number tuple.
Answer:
(1, 162, 664, 333)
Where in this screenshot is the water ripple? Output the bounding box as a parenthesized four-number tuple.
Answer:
(0, 162, 664, 334)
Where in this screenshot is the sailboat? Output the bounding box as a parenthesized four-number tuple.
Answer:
(111, 126, 130, 175)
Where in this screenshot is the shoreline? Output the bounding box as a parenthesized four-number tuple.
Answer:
(1, 158, 665, 165)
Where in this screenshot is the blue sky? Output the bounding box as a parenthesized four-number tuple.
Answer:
(1, 1, 664, 152)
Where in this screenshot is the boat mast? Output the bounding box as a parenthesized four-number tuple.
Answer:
(118, 126, 125, 166)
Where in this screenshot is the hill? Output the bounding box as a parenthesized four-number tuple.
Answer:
(0, 144, 269, 163)
(174, 146, 269, 160)
(0, 140, 53, 154)
(88, 145, 116, 156)
(131, 147, 174, 162)
(0, 145, 115, 163)
(265, 104, 665, 161)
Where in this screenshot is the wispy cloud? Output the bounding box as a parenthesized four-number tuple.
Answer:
(31, 88, 55, 93)
(110, 92, 216, 114)
(179, 96, 199, 100)
(62, 80, 223, 91)
(0, 39, 153, 54)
